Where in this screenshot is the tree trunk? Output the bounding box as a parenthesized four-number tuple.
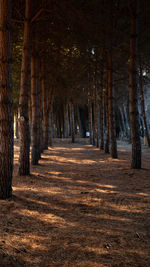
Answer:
(18, 0, 31, 175)
(139, 56, 150, 147)
(64, 102, 69, 138)
(70, 101, 75, 143)
(31, 54, 39, 165)
(41, 63, 49, 149)
(129, 0, 141, 168)
(119, 107, 126, 138)
(88, 91, 93, 144)
(0, 0, 13, 199)
(49, 109, 53, 146)
(104, 71, 110, 154)
(94, 84, 99, 147)
(107, 52, 117, 158)
(100, 71, 104, 150)
(36, 56, 42, 159)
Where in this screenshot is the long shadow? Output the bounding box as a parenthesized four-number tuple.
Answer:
(3, 139, 150, 266)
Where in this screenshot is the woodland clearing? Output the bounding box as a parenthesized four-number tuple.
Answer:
(0, 138, 150, 267)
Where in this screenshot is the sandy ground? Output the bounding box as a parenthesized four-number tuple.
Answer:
(0, 138, 150, 267)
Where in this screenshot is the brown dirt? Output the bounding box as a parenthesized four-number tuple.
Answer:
(0, 138, 150, 267)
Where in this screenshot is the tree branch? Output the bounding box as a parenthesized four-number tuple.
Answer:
(30, 8, 44, 24)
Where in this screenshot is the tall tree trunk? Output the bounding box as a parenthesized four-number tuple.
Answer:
(0, 0, 13, 199)
(119, 107, 126, 137)
(31, 54, 39, 165)
(139, 56, 150, 147)
(41, 63, 49, 149)
(47, 89, 54, 145)
(70, 101, 75, 143)
(129, 0, 141, 168)
(49, 108, 53, 146)
(104, 71, 110, 154)
(123, 105, 130, 138)
(94, 84, 99, 147)
(100, 71, 104, 150)
(18, 0, 31, 175)
(88, 91, 93, 144)
(64, 102, 69, 138)
(108, 52, 117, 158)
(39, 70, 43, 154)
(36, 56, 42, 159)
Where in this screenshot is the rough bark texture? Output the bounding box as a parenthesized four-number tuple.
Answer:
(129, 0, 141, 169)
(31, 54, 39, 165)
(0, 0, 13, 199)
(108, 52, 118, 158)
(18, 0, 31, 175)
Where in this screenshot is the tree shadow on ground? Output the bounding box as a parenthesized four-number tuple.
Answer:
(0, 139, 150, 266)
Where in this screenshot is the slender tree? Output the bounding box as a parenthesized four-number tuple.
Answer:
(129, 0, 141, 168)
(18, 0, 31, 175)
(31, 53, 39, 165)
(99, 69, 104, 150)
(0, 0, 13, 199)
(70, 100, 75, 143)
(108, 51, 118, 158)
(41, 62, 49, 149)
(139, 56, 150, 147)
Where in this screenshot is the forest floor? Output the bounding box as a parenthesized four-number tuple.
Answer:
(0, 138, 150, 267)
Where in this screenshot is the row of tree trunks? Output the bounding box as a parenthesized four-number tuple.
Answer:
(0, 0, 13, 199)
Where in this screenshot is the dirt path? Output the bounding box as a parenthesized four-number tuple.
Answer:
(0, 139, 150, 267)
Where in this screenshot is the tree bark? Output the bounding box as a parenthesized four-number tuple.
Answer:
(139, 56, 150, 147)
(18, 0, 31, 175)
(31, 54, 39, 165)
(64, 102, 69, 138)
(100, 71, 104, 150)
(88, 91, 93, 144)
(41, 63, 49, 149)
(70, 101, 75, 143)
(129, 0, 141, 168)
(107, 52, 118, 158)
(36, 56, 42, 158)
(0, 0, 13, 199)
(104, 77, 110, 154)
(94, 84, 99, 147)
(49, 109, 53, 146)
